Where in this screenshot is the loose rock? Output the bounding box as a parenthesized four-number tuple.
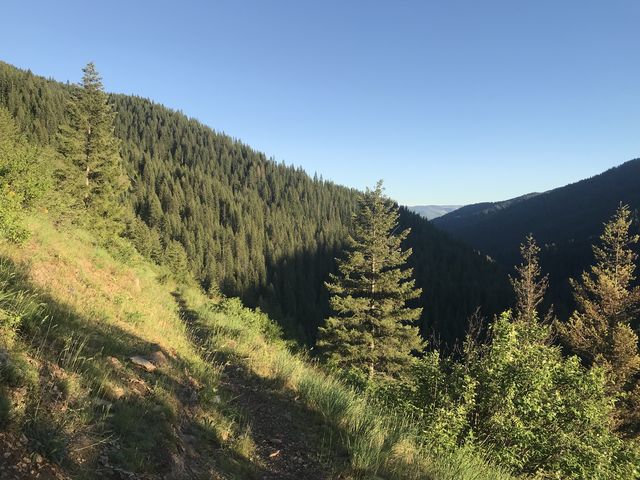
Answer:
(129, 356, 156, 372)
(106, 356, 123, 370)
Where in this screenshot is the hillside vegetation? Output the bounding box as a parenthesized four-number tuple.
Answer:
(0, 60, 509, 345)
(2, 61, 640, 480)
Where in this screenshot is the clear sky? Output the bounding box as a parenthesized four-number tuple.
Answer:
(2, 1, 639, 205)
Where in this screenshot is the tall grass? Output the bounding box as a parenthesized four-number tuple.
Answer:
(0, 258, 44, 346)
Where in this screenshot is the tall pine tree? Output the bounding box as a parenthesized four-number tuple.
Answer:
(317, 181, 423, 380)
(57, 63, 127, 233)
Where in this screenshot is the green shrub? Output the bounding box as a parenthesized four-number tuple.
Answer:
(210, 297, 283, 342)
(383, 312, 640, 479)
(102, 235, 137, 263)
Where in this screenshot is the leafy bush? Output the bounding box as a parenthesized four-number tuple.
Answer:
(375, 312, 640, 479)
(371, 351, 475, 454)
(468, 313, 639, 479)
(102, 234, 137, 263)
(208, 297, 283, 342)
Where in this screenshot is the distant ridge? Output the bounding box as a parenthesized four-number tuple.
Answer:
(408, 205, 462, 220)
(434, 193, 540, 226)
(433, 158, 640, 316)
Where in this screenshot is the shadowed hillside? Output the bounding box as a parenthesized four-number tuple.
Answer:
(434, 159, 640, 316)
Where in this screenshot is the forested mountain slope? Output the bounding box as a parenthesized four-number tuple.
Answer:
(434, 160, 640, 315)
(3, 59, 640, 480)
(0, 61, 510, 344)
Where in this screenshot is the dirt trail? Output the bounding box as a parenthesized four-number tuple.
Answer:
(172, 293, 344, 480)
(222, 364, 338, 480)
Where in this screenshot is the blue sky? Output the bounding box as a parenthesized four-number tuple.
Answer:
(2, 1, 639, 205)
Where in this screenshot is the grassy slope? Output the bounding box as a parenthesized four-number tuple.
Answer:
(0, 216, 513, 480)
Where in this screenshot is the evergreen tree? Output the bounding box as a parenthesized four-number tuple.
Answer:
(559, 205, 640, 389)
(57, 62, 128, 233)
(509, 234, 548, 323)
(317, 181, 423, 380)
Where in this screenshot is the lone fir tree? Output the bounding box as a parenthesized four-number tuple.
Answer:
(57, 62, 128, 233)
(317, 181, 423, 380)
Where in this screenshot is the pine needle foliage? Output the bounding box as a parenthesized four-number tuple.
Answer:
(559, 204, 640, 434)
(560, 204, 640, 390)
(317, 181, 423, 381)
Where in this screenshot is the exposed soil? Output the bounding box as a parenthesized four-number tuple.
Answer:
(0, 432, 68, 480)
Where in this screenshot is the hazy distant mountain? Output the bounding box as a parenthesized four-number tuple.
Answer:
(433, 158, 640, 317)
(408, 205, 462, 220)
(431, 193, 540, 228)
(433, 161, 640, 257)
